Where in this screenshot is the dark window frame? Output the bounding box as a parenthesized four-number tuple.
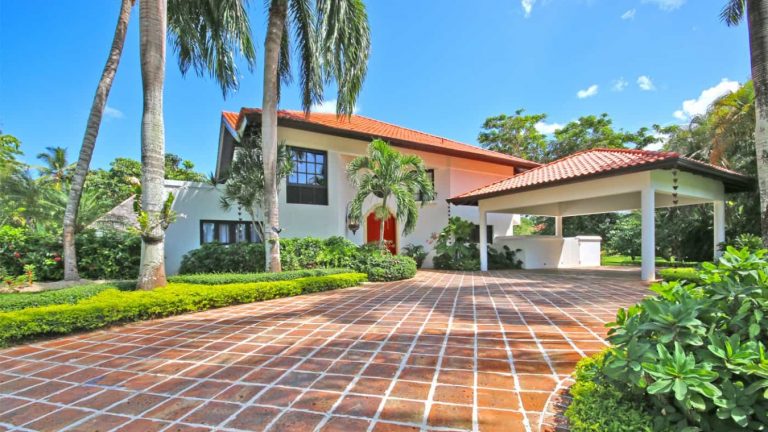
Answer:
(416, 169, 435, 202)
(199, 220, 262, 245)
(471, 224, 494, 244)
(287, 146, 328, 205)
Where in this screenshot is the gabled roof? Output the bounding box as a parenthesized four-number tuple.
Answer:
(220, 108, 540, 169)
(448, 148, 753, 205)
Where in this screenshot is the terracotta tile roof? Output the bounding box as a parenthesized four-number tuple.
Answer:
(220, 108, 539, 168)
(448, 148, 752, 204)
(222, 111, 239, 132)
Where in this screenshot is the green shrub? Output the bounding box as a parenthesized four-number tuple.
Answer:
(0, 273, 366, 345)
(0, 227, 62, 281)
(432, 217, 522, 271)
(659, 267, 701, 283)
(488, 245, 523, 270)
(178, 242, 265, 274)
(402, 244, 428, 268)
(565, 353, 658, 432)
(75, 230, 141, 279)
(0, 282, 135, 312)
(353, 249, 416, 282)
(597, 246, 768, 430)
(168, 268, 352, 285)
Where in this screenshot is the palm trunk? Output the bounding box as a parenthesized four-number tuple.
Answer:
(63, 0, 133, 281)
(379, 198, 387, 245)
(137, 0, 168, 289)
(748, 0, 768, 246)
(261, 0, 287, 272)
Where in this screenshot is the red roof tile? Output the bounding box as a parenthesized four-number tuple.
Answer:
(220, 108, 539, 168)
(448, 148, 752, 204)
(222, 111, 239, 132)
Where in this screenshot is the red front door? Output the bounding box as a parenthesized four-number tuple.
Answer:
(366, 212, 397, 254)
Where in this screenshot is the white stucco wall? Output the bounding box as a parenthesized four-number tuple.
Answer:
(163, 126, 521, 274)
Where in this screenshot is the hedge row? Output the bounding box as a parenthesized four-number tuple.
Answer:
(658, 266, 701, 283)
(167, 268, 353, 285)
(0, 273, 367, 345)
(0, 282, 134, 312)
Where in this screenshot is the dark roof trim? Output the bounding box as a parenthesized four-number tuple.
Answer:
(241, 111, 540, 169)
(447, 157, 754, 206)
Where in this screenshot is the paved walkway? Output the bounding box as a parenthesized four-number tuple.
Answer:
(0, 270, 649, 432)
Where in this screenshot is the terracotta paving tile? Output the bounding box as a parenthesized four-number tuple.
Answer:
(0, 270, 649, 432)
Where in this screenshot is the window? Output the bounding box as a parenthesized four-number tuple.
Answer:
(200, 220, 262, 245)
(416, 169, 435, 202)
(471, 224, 494, 244)
(287, 147, 328, 205)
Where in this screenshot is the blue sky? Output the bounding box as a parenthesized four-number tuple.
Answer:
(0, 0, 750, 174)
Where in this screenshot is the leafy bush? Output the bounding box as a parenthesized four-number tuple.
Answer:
(0, 282, 134, 312)
(659, 267, 701, 284)
(733, 233, 764, 252)
(565, 353, 658, 432)
(169, 268, 352, 285)
(353, 248, 416, 282)
(432, 217, 522, 271)
(75, 230, 141, 279)
(402, 244, 428, 268)
(281, 236, 359, 270)
(591, 246, 768, 431)
(178, 242, 265, 274)
(0, 273, 367, 345)
(606, 213, 642, 260)
(0, 226, 140, 281)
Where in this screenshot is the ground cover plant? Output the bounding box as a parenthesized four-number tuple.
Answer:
(0, 273, 366, 346)
(0, 281, 134, 312)
(566, 245, 768, 431)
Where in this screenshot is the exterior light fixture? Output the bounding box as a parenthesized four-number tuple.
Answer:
(346, 202, 360, 235)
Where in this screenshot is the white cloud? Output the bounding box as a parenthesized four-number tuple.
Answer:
(612, 78, 628, 92)
(645, 131, 670, 151)
(535, 121, 564, 135)
(577, 84, 599, 99)
(104, 106, 124, 119)
(673, 78, 741, 121)
(310, 100, 358, 114)
(621, 9, 636, 20)
(642, 0, 685, 11)
(521, 0, 535, 17)
(637, 75, 655, 91)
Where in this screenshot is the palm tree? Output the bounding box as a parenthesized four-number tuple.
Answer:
(261, 0, 371, 272)
(347, 139, 434, 247)
(703, 81, 755, 166)
(36, 146, 73, 189)
(62, 0, 133, 281)
(219, 127, 293, 242)
(721, 0, 768, 245)
(63, 0, 257, 282)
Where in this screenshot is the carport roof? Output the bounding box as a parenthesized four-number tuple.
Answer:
(448, 148, 753, 206)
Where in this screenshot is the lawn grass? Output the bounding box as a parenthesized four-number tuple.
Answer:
(602, 255, 701, 268)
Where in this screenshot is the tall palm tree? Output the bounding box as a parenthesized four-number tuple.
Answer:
(347, 139, 434, 246)
(705, 81, 755, 166)
(721, 0, 768, 244)
(62, 0, 133, 281)
(63, 0, 257, 282)
(261, 0, 370, 272)
(36, 146, 73, 189)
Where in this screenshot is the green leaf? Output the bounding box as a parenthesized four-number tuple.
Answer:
(648, 379, 673, 395)
(731, 407, 748, 427)
(674, 379, 689, 400)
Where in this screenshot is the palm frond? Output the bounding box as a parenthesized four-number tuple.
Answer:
(720, 0, 746, 26)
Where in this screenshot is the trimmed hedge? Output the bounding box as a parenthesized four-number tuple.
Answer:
(565, 353, 658, 432)
(353, 253, 416, 282)
(0, 273, 367, 345)
(658, 266, 701, 283)
(0, 282, 134, 312)
(168, 268, 353, 285)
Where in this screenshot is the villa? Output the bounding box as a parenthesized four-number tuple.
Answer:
(162, 108, 752, 280)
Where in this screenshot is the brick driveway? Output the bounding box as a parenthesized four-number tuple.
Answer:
(0, 270, 648, 432)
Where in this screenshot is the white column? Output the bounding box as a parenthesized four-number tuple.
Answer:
(554, 216, 563, 237)
(479, 209, 488, 272)
(641, 188, 656, 282)
(713, 200, 726, 259)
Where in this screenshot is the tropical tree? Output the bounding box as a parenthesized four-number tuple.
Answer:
(219, 127, 293, 241)
(721, 0, 768, 245)
(36, 146, 73, 189)
(0, 133, 23, 180)
(692, 80, 755, 166)
(547, 114, 657, 161)
(478, 109, 549, 162)
(347, 139, 434, 246)
(260, 0, 371, 272)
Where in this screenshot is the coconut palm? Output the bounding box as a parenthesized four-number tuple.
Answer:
(63, 0, 256, 281)
(36, 146, 74, 189)
(704, 81, 755, 166)
(721, 0, 768, 244)
(261, 0, 371, 272)
(347, 139, 434, 246)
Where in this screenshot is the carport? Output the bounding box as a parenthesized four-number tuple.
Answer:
(448, 149, 753, 281)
